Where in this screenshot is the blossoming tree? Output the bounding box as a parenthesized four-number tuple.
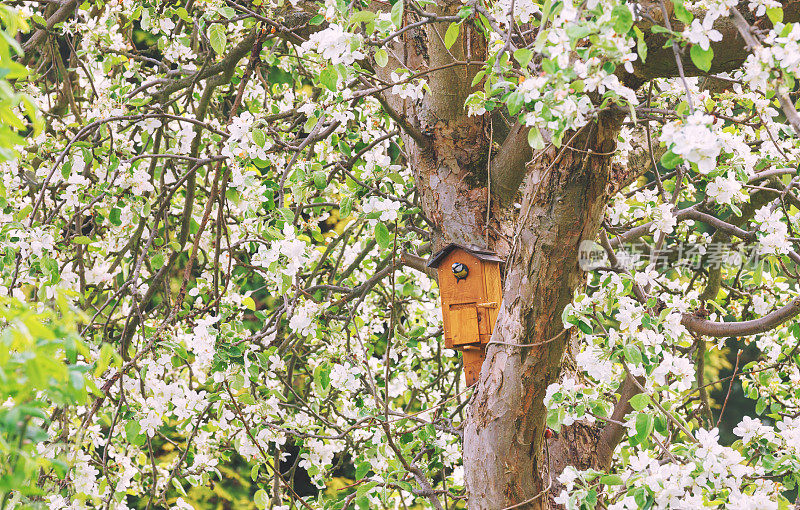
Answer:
(5, 0, 800, 507)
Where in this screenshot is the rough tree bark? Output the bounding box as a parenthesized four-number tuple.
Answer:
(370, 1, 800, 507)
(462, 113, 631, 508)
(377, 11, 633, 506)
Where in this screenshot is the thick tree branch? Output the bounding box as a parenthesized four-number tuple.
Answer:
(400, 250, 438, 280)
(21, 0, 77, 58)
(490, 121, 533, 206)
(153, 31, 258, 99)
(375, 93, 431, 148)
(598, 374, 641, 465)
(682, 297, 800, 337)
(624, 0, 800, 88)
(424, 3, 485, 120)
(700, 185, 779, 300)
(728, 6, 800, 136)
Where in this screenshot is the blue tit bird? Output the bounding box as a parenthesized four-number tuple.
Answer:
(451, 262, 469, 281)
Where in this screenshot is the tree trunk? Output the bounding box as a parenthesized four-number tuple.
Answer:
(374, 0, 493, 251)
(377, 10, 627, 507)
(400, 103, 623, 508)
(461, 115, 622, 509)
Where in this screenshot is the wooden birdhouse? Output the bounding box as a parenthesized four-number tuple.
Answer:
(428, 244, 503, 386)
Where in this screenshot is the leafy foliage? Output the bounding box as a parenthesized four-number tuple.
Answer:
(0, 296, 97, 505)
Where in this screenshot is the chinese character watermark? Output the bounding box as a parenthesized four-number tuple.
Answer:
(578, 240, 763, 271)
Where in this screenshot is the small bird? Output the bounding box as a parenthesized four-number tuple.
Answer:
(452, 262, 469, 281)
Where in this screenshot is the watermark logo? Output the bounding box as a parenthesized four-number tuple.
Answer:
(579, 239, 766, 271)
(579, 240, 608, 271)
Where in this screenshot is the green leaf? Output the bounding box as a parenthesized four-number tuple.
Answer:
(151, 251, 165, 269)
(125, 420, 144, 445)
(532, 0, 553, 51)
(319, 66, 338, 91)
(107, 207, 121, 226)
(623, 345, 642, 365)
(351, 10, 376, 24)
(92, 343, 113, 377)
(546, 407, 564, 432)
(673, 0, 693, 24)
(600, 474, 624, 485)
(313, 170, 327, 190)
(391, 0, 404, 28)
(171, 477, 187, 496)
(72, 236, 92, 245)
(690, 45, 713, 72)
(635, 413, 653, 441)
(444, 22, 460, 50)
(309, 14, 325, 25)
(633, 487, 648, 507)
(513, 48, 533, 68)
(278, 207, 295, 223)
(340, 196, 352, 217)
(629, 393, 651, 411)
(506, 90, 524, 115)
(374, 48, 389, 68)
(304, 115, 318, 133)
(756, 396, 767, 415)
(767, 6, 783, 23)
(375, 222, 391, 249)
(254, 489, 269, 509)
(753, 259, 764, 286)
(577, 320, 592, 335)
(566, 24, 592, 41)
(125, 421, 141, 443)
(41, 257, 59, 284)
(355, 462, 371, 479)
(611, 5, 633, 34)
(61, 160, 72, 180)
(458, 5, 473, 19)
(527, 126, 545, 150)
(654, 414, 668, 434)
(314, 363, 331, 391)
(706, 299, 726, 315)
(14, 204, 32, 221)
(30, 13, 47, 26)
(634, 26, 647, 63)
(243, 296, 256, 311)
(660, 150, 682, 169)
(586, 489, 598, 506)
(252, 128, 266, 147)
(641, 24, 668, 37)
(208, 24, 227, 55)
(471, 70, 486, 87)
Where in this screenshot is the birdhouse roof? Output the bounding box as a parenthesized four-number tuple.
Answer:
(427, 243, 504, 268)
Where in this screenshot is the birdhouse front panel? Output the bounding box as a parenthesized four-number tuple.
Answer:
(438, 250, 485, 349)
(438, 250, 486, 305)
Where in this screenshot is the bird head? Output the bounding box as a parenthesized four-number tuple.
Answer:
(451, 262, 468, 281)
